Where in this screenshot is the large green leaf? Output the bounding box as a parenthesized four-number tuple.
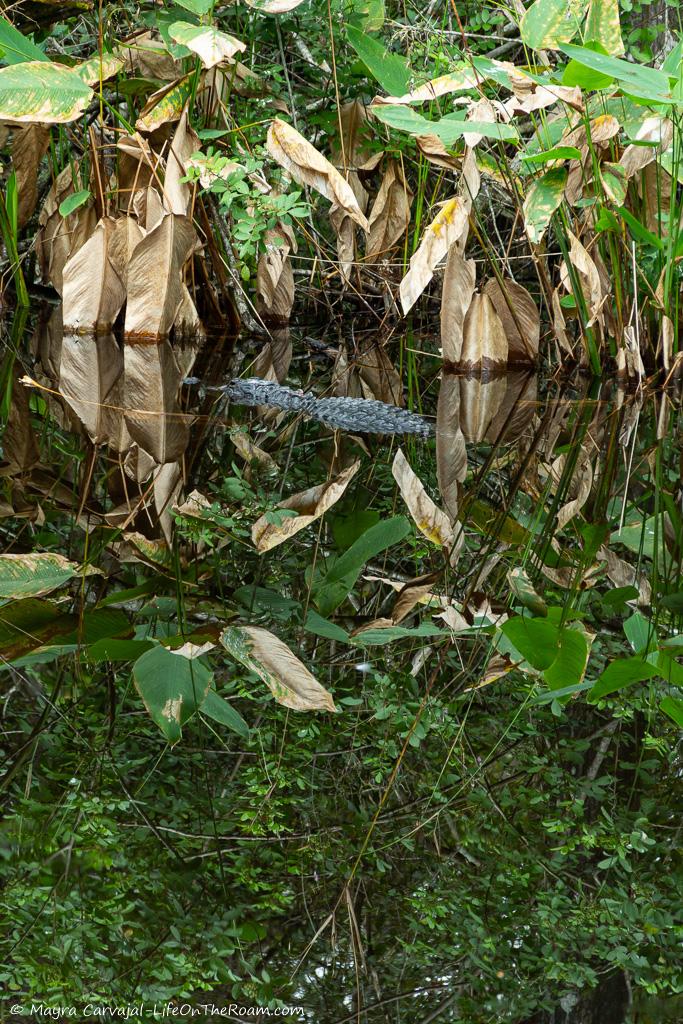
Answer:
(585, 0, 624, 56)
(346, 25, 411, 96)
(0, 18, 46, 65)
(314, 516, 411, 616)
(133, 645, 213, 744)
(0, 61, 92, 123)
(372, 104, 518, 143)
(501, 617, 560, 671)
(559, 44, 674, 103)
(520, 0, 586, 51)
(0, 552, 80, 599)
(523, 167, 567, 244)
(660, 695, 683, 728)
(200, 689, 250, 738)
(588, 657, 658, 701)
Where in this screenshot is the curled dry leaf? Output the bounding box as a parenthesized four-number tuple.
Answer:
(12, 124, 51, 229)
(416, 134, 461, 171)
(390, 573, 441, 623)
(267, 118, 369, 231)
(357, 340, 403, 406)
(62, 218, 126, 333)
(374, 67, 482, 105)
(117, 31, 181, 81)
(620, 116, 673, 178)
(392, 448, 454, 548)
(172, 489, 211, 519)
(252, 460, 360, 553)
(164, 107, 200, 215)
(256, 222, 296, 321)
(37, 165, 96, 292)
(440, 246, 476, 364)
(124, 214, 199, 339)
(460, 293, 509, 370)
(548, 450, 593, 530)
(562, 230, 603, 330)
(400, 195, 470, 315)
(330, 171, 368, 281)
(482, 278, 539, 364)
(220, 624, 336, 712)
(366, 159, 413, 261)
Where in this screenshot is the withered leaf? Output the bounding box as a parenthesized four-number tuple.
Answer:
(124, 214, 199, 339)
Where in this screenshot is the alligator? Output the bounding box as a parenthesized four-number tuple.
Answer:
(185, 377, 435, 438)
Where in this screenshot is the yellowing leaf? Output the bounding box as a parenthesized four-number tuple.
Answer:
(244, 0, 310, 11)
(136, 75, 193, 132)
(399, 196, 470, 315)
(251, 461, 360, 553)
(585, 0, 624, 56)
(0, 61, 92, 123)
(220, 625, 336, 712)
(523, 167, 567, 245)
(168, 22, 246, 68)
(374, 66, 482, 105)
(74, 53, 124, 86)
(392, 448, 455, 548)
(0, 552, 80, 598)
(266, 118, 369, 230)
(520, 0, 587, 51)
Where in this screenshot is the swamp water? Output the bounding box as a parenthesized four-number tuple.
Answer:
(0, 314, 681, 1023)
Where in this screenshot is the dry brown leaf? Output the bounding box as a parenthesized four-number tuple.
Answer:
(482, 278, 539, 364)
(267, 118, 369, 230)
(400, 195, 470, 314)
(116, 133, 157, 214)
(460, 293, 509, 370)
(164, 107, 200, 215)
(124, 214, 199, 338)
(62, 218, 127, 333)
(436, 372, 467, 522)
(107, 216, 145, 290)
(357, 340, 403, 406)
(464, 97, 498, 148)
(123, 339, 194, 463)
(252, 460, 360, 552)
(562, 231, 603, 330)
(561, 113, 620, 150)
(12, 125, 50, 229)
(598, 544, 652, 606)
(36, 165, 96, 293)
(440, 247, 476, 364)
(221, 624, 336, 712)
(366, 159, 412, 261)
(620, 116, 673, 178)
(231, 429, 277, 468)
(330, 171, 368, 280)
(256, 223, 295, 321)
(549, 451, 593, 529)
(416, 134, 461, 171)
(2, 369, 40, 473)
(391, 573, 440, 623)
(392, 448, 454, 548)
(118, 31, 181, 81)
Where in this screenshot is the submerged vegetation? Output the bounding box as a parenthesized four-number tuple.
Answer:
(0, 0, 682, 1020)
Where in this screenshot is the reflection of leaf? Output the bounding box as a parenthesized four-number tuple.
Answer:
(436, 372, 467, 520)
(124, 214, 199, 339)
(220, 625, 336, 712)
(0, 552, 80, 598)
(0, 62, 92, 123)
(59, 334, 124, 444)
(123, 340, 192, 464)
(134, 645, 213, 744)
(252, 461, 360, 553)
(267, 118, 369, 230)
(168, 22, 245, 69)
(392, 449, 454, 548)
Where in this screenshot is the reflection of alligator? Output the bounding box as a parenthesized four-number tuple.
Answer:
(186, 377, 435, 438)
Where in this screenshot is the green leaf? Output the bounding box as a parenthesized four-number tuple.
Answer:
(172, 0, 214, 13)
(0, 598, 64, 661)
(585, 0, 624, 57)
(200, 690, 250, 738)
(559, 44, 674, 103)
(59, 189, 91, 217)
(501, 617, 560, 671)
(372, 104, 518, 143)
(618, 206, 664, 250)
(0, 61, 92, 123)
(0, 18, 46, 65)
(543, 628, 589, 689)
(520, 0, 586, 51)
(532, 679, 594, 704)
(304, 610, 350, 643)
(0, 552, 80, 599)
(133, 645, 213, 744)
(508, 567, 548, 617)
(88, 638, 156, 663)
(521, 146, 582, 164)
(346, 25, 411, 96)
(600, 162, 627, 205)
(562, 58, 613, 91)
(624, 611, 654, 654)
(314, 516, 411, 616)
(350, 622, 446, 646)
(523, 167, 567, 244)
(660, 695, 683, 728)
(588, 656, 658, 701)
